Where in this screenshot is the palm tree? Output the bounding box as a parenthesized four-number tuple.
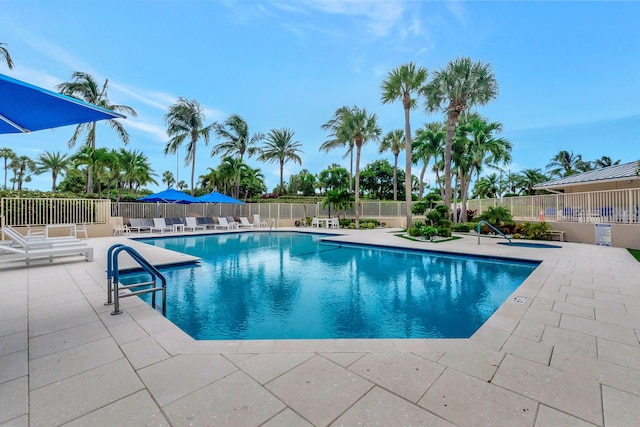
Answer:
(217, 156, 248, 198)
(34, 151, 71, 191)
(117, 149, 157, 196)
(546, 150, 584, 177)
(423, 57, 498, 212)
(212, 114, 264, 196)
(164, 97, 214, 195)
(320, 106, 356, 193)
(514, 169, 549, 195)
(471, 173, 501, 199)
(381, 62, 428, 227)
(335, 106, 381, 228)
(57, 72, 137, 193)
(379, 129, 404, 201)
(9, 155, 35, 190)
(0, 147, 16, 190)
(412, 123, 445, 200)
(257, 128, 303, 196)
(594, 156, 621, 169)
(454, 113, 512, 221)
(240, 166, 266, 200)
(162, 171, 175, 188)
(0, 42, 14, 69)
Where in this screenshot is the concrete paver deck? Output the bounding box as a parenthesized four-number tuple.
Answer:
(1, 227, 639, 426)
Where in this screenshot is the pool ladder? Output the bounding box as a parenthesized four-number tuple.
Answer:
(105, 244, 167, 316)
(476, 220, 512, 245)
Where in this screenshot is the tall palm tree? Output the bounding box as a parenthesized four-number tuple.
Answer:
(257, 128, 303, 196)
(212, 114, 264, 196)
(423, 57, 498, 212)
(379, 129, 404, 201)
(34, 151, 71, 191)
(212, 115, 264, 161)
(454, 113, 512, 221)
(381, 62, 428, 227)
(164, 98, 214, 195)
(57, 72, 137, 193)
(0, 42, 14, 69)
(320, 106, 355, 193)
(162, 171, 175, 188)
(546, 150, 584, 177)
(412, 122, 445, 200)
(0, 147, 16, 190)
(336, 106, 381, 228)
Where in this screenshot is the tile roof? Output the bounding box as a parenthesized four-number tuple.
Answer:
(534, 160, 640, 190)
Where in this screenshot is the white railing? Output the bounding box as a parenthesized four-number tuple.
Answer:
(1, 197, 111, 226)
(111, 201, 408, 221)
(465, 188, 640, 224)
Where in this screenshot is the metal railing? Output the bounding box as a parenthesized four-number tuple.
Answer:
(465, 188, 640, 224)
(105, 244, 167, 316)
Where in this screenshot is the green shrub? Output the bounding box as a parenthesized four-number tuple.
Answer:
(452, 223, 471, 232)
(518, 221, 550, 240)
(408, 226, 421, 237)
(437, 227, 451, 237)
(420, 226, 438, 238)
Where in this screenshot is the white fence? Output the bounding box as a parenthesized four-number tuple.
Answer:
(1, 197, 111, 226)
(466, 188, 640, 224)
(111, 201, 408, 222)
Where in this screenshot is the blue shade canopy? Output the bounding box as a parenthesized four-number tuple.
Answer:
(138, 188, 200, 204)
(0, 73, 125, 134)
(197, 191, 244, 204)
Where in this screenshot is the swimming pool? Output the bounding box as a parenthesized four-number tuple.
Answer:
(129, 232, 539, 340)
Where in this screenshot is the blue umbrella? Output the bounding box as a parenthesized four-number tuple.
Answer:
(138, 188, 200, 204)
(0, 73, 125, 134)
(197, 191, 244, 204)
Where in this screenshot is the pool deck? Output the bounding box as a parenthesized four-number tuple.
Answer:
(1, 227, 639, 426)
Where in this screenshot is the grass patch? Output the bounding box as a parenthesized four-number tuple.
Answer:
(395, 234, 462, 244)
(627, 248, 640, 262)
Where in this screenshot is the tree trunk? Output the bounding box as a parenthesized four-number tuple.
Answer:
(393, 154, 398, 201)
(355, 142, 362, 228)
(404, 105, 413, 229)
(443, 110, 460, 216)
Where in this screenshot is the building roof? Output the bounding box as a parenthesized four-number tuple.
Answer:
(534, 160, 640, 191)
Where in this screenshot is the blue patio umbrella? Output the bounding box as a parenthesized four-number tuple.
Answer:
(197, 191, 244, 204)
(138, 188, 200, 204)
(0, 73, 125, 134)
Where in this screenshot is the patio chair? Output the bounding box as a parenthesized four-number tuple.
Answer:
(328, 218, 339, 229)
(204, 217, 217, 229)
(311, 217, 320, 228)
(1, 226, 81, 246)
(253, 214, 268, 228)
(151, 218, 172, 233)
(238, 217, 254, 228)
(129, 218, 152, 233)
(226, 216, 239, 229)
(215, 217, 231, 230)
(1, 226, 93, 265)
(109, 217, 130, 235)
(184, 217, 206, 232)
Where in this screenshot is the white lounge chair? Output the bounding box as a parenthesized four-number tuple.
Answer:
(329, 218, 339, 229)
(1, 226, 81, 246)
(311, 217, 320, 228)
(151, 218, 172, 233)
(215, 217, 231, 230)
(238, 217, 254, 228)
(253, 214, 268, 228)
(0, 226, 93, 265)
(184, 217, 206, 232)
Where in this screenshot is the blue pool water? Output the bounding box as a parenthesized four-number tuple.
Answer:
(128, 232, 538, 340)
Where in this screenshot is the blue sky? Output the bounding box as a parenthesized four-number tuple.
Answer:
(1, 1, 639, 193)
